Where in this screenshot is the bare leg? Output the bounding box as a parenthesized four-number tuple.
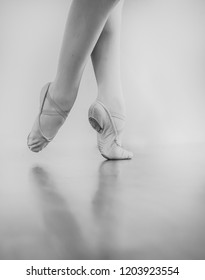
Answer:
(28, 0, 121, 152)
(91, 0, 125, 116)
(89, 0, 133, 159)
(50, 0, 123, 110)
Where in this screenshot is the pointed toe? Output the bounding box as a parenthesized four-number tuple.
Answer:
(27, 83, 68, 153)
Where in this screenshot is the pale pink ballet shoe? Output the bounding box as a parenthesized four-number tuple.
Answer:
(88, 100, 133, 160)
(27, 83, 68, 152)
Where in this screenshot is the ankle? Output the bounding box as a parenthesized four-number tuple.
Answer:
(97, 94, 126, 116)
(49, 82, 77, 112)
(97, 86, 126, 114)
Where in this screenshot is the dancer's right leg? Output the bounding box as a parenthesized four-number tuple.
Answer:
(28, 0, 121, 152)
(88, 1, 133, 159)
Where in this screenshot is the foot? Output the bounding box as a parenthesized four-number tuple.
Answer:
(27, 83, 69, 152)
(88, 100, 133, 160)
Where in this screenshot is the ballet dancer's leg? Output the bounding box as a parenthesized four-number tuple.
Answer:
(28, 0, 121, 152)
(91, 0, 125, 116)
(89, 0, 133, 159)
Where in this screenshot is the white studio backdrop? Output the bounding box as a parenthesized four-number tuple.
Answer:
(0, 0, 205, 150)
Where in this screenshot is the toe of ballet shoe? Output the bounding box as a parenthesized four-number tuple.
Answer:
(102, 144, 133, 160)
(28, 146, 40, 153)
(27, 134, 48, 152)
(28, 142, 48, 153)
(27, 141, 41, 152)
(122, 149, 133, 160)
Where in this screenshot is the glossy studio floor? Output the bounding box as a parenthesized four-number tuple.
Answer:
(1, 0, 205, 260)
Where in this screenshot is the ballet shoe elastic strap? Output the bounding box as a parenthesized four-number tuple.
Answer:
(46, 92, 68, 120)
(38, 83, 68, 141)
(110, 111, 126, 121)
(40, 83, 68, 120)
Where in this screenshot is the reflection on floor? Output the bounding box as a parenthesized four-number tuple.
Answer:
(0, 142, 205, 260)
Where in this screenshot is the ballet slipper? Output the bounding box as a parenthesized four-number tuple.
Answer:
(27, 83, 68, 152)
(88, 100, 133, 160)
